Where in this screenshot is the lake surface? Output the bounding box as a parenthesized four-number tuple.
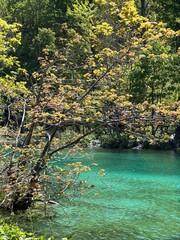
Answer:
(10, 149, 180, 239)
(48, 149, 180, 240)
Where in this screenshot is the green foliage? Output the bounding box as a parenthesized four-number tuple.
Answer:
(0, 0, 77, 71)
(0, 19, 21, 69)
(1, 0, 50, 30)
(0, 0, 8, 18)
(31, 28, 56, 57)
(0, 18, 27, 97)
(99, 134, 128, 149)
(0, 217, 46, 240)
(128, 41, 179, 103)
(0, 0, 179, 217)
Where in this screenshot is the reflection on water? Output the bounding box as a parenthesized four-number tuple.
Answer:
(12, 150, 180, 239)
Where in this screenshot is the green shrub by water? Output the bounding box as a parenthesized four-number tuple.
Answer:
(99, 134, 129, 148)
(0, 217, 51, 240)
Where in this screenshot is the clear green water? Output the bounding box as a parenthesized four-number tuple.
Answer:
(9, 149, 179, 239)
(48, 149, 180, 240)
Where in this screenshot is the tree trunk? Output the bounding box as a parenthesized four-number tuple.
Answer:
(174, 125, 180, 147)
(140, 0, 148, 17)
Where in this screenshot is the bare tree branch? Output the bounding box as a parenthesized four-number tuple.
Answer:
(49, 127, 99, 157)
(15, 101, 26, 147)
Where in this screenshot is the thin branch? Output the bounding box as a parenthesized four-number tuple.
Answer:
(15, 102, 26, 147)
(40, 125, 59, 158)
(23, 122, 36, 146)
(6, 103, 13, 127)
(78, 59, 118, 103)
(49, 127, 98, 157)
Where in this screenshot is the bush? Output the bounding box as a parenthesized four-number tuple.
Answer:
(0, 217, 49, 240)
(99, 134, 128, 149)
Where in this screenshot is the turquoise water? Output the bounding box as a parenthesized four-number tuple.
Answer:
(8, 149, 179, 239)
(49, 149, 180, 240)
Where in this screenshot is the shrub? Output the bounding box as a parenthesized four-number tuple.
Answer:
(0, 217, 49, 240)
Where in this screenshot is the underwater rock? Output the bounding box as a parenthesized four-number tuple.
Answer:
(87, 184, 95, 189)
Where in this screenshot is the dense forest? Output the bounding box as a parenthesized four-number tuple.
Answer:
(0, 0, 179, 238)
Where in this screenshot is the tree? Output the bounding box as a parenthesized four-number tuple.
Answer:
(0, 0, 75, 71)
(128, 41, 179, 104)
(140, 0, 148, 17)
(0, 0, 179, 212)
(65, 0, 180, 129)
(0, 18, 27, 122)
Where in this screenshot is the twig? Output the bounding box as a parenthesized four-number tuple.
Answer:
(49, 127, 98, 157)
(15, 101, 26, 147)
